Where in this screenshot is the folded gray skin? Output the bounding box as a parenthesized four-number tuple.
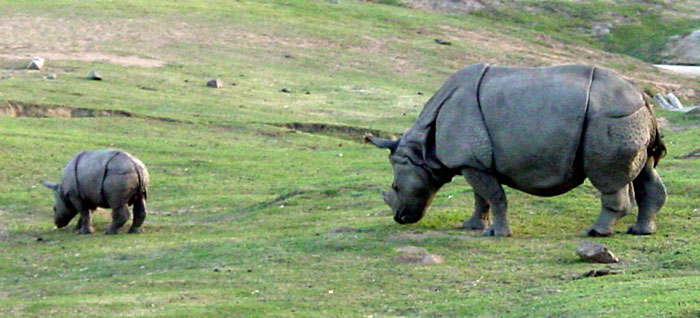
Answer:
(368, 63, 666, 237)
(42, 149, 149, 235)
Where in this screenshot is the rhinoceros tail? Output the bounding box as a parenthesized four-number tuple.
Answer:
(649, 125, 666, 168)
(644, 95, 666, 167)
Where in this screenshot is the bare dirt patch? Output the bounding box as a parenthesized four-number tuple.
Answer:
(274, 122, 397, 143)
(0, 100, 178, 122)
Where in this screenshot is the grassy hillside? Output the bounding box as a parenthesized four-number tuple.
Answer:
(1, 1, 699, 317)
(400, 0, 700, 64)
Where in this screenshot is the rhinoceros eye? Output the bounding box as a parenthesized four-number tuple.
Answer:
(391, 183, 398, 192)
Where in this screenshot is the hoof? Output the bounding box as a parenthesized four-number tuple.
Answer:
(78, 227, 95, 235)
(128, 227, 143, 234)
(482, 225, 512, 237)
(627, 223, 656, 235)
(585, 227, 612, 237)
(463, 216, 490, 230)
(104, 229, 120, 235)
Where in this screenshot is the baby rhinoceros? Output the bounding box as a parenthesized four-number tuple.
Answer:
(368, 63, 667, 237)
(41, 149, 149, 235)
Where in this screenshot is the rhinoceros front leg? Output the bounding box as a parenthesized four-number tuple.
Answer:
(77, 209, 94, 235)
(586, 185, 632, 237)
(105, 205, 130, 235)
(462, 168, 511, 237)
(463, 193, 491, 230)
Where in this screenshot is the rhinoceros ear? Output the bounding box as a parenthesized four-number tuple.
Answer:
(365, 136, 399, 153)
(40, 181, 59, 191)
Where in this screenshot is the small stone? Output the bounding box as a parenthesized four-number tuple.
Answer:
(45, 73, 57, 80)
(87, 70, 102, 80)
(417, 91, 424, 95)
(576, 241, 619, 263)
(281, 87, 291, 93)
(1, 74, 12, 80)
(395, 252, 444, 265)
(207, 79, 222, 88)
(434, 38, 452, 45)
(284, 54, 293, 58)
(27, 57, 45, 70)
(213, 268, 221, 272)
(36, 237, 44, 242)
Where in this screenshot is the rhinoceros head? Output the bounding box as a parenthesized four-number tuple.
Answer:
(40, 181, 78, 228)
(367, 137, 442, 224)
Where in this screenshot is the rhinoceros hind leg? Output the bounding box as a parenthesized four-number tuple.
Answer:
(129, 198, 146, 234)
(586, 185, 632, 237)
(462, 193, 491, 230)
(628, 160, 665, 235)
(105, 206, 130, 235)
(462, 168, 511, 237)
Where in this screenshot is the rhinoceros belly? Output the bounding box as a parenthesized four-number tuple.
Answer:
(479, 65, 593, 196)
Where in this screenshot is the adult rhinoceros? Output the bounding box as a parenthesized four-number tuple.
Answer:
(367, 63, 666, 237)
(41, 149, 149, 235)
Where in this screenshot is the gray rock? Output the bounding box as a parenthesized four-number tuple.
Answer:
(1, 74, 11, 80)
(576, 241, 619, 263)
(683, 106, 700, 116)
(654, 93, 678, 110)
(591, 23, 611, 37)
(666, 93, 684, 109)
(87, 70, 102, 80)
(207, 79, 222, 88)
(45, 73, 57, 80)
(27, 57, 45, 70)
(661, 30, 700, 65)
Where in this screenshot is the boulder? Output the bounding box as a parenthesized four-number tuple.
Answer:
(207, 79, 222, 88)
(661, 30, 700, 65)
(27, 57, 45, 70)
(666, 93, 684, 109)
(576, 241, 619, 263)
(87, 70, 102, 80)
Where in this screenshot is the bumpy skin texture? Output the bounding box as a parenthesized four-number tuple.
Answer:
(43, 149, 149, 235)
(369, 63, 666, 237)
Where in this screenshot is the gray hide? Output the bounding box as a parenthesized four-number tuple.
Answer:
(369, 63, 666, 237)
(42, 149, 149, 235)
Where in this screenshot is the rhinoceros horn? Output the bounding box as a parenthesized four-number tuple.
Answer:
(365, 136, 399, 153)
(40, 181, 59, 191)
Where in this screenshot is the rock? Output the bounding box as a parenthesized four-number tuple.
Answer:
(27, 57, 45, 70)
(45, 73, 57, 80)
(666, 93, 684, 109)
(280, 87, 291, 93)
(683, 106, 700, 116)
(591, 23, 611, 37)
(654, 93, 679, 110)
(207, 79, 222, 88)
(434, 38, 452, 45)
(661, 30, 700, 65)
(576, 241, 619, 263)
(87, 70, 102, 80)
(1, 74, 11, 80)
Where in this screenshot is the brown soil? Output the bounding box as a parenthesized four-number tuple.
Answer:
(275, 122, 397, 143)
(0, 100, 178, 122)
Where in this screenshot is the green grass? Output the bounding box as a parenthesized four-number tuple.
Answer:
(1, 0, 700, 317)
(468, 0, 700, 63)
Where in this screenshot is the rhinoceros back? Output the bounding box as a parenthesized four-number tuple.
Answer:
(61, 149, 143, 206)
(479, 65, 595, 195)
